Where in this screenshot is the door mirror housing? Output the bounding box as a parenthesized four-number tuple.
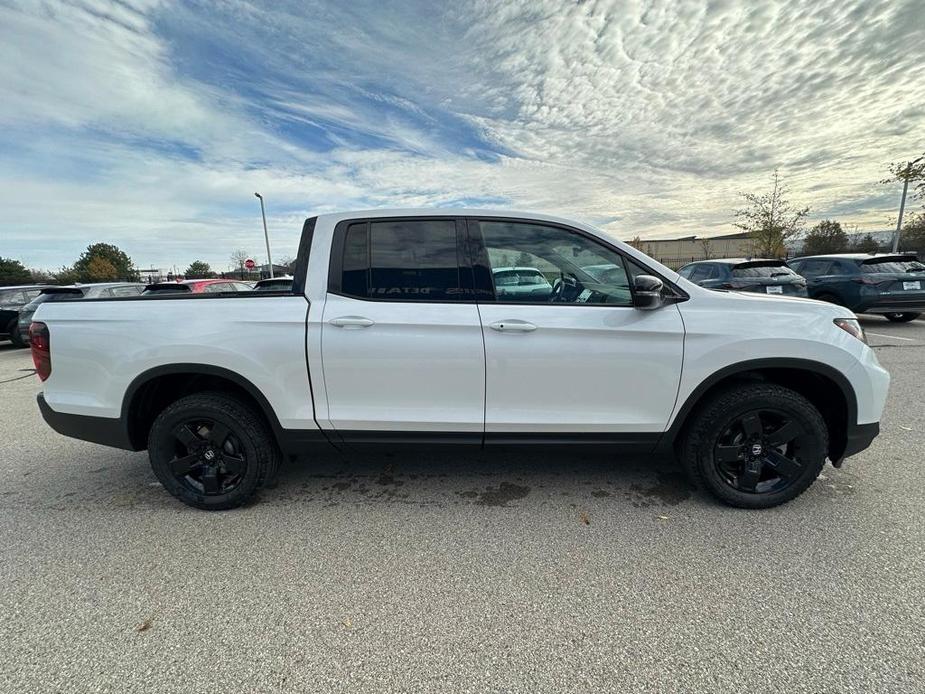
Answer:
(633, 275, 664, 310)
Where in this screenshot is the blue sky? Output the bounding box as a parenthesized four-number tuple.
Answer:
(1, 0, 924, 271)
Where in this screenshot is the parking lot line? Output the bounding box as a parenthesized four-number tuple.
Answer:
(866, 332, 916, 342)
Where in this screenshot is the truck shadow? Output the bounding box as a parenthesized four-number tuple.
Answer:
(266, 447, 696, 510)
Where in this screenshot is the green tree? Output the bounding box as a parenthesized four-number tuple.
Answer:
(734, 170, 809, 257)
(802, 220, 849, 255)
(851, 233, 882, 254)
(72, 243, 139, 282)
(184, 260, 214, 279)
(0, 257, 32, 286)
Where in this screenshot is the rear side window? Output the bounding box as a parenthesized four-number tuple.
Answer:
(862, 259, 925, 273)
(795, 259, 832, 277)
(335, 219, 463, 301)
(731, 263, 796, 278)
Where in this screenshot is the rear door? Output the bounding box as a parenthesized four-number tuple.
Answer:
(468, 217, 684, 440)
(320, 217, 485, 437)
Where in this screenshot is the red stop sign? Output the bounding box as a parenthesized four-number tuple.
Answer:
(244, 258, 256, 270)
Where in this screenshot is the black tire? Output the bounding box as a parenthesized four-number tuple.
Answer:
(148, 391, 280, 510)
(679, 383, 828, 509)
(884, 312, 920, 322)
(8, 322, 26, 348)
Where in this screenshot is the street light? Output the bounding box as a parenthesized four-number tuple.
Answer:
(891, 155, 924, 253)
(254, 192, 274, 278)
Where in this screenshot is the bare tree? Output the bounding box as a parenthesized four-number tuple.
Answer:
(698, 237, 713, 260)
(881, 153, 925, 209)
(734, 170, 809, 257)
(230, 249, 249, 279)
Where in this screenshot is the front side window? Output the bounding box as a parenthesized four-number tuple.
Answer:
(474, 220, 633, 305)
(336, 219, 463, 301)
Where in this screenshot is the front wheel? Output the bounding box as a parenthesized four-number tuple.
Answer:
(148, 392, 279, 510)
(884, 312, 920, 322)
(679, 383, 828, 509)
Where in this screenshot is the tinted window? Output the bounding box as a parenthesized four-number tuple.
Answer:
(796, 259, 832, 277)
(731, 263, 796, 278)
(687, 264, 714, 282)
(0, 291, 25, 305)
(861, 259, 925, 273)
(109, 286, 143, 297)
(338, 220, 462, 301)
(476, 221, 632, 305)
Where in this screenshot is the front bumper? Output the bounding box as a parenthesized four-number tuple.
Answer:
(832, 422, 879, 467)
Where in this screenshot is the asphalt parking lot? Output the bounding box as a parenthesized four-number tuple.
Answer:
(1, 316, 923, 694)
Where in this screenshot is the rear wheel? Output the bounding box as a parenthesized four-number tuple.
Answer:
(680, 383, 828, 509)
(148, 392, 279, 510)
(884, 312, 920, 322)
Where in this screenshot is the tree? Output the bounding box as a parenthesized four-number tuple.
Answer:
(72, 243, 139, 282)
(851, 233, 882, 254)
(0, 257, 32, 286)
(85, 256, 118, 282)
(734, 170, 809, 257)
(802, 220, 849, 255)
(184, 260, 214, 279)
(882, 153, 925, 211)
(627, 236, 644, 250)
(230, 249, 250, 278)
(698, 237, 713, 260)
(899, 212, 925, 255)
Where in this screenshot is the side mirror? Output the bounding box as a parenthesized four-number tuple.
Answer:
(633, 275, 664, 310)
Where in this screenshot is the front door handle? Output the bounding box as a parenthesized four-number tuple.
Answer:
(489, 320, 537, 332)
(329, 316, 375, 328)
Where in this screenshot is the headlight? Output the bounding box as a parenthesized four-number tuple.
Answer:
(834, 318, 866, 343)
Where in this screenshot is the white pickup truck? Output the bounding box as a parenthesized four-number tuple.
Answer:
(32, 209, 890, 510)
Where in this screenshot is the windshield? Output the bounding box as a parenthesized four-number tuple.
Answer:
(732, 263, 796, 278)
(861, 259, 925, 273)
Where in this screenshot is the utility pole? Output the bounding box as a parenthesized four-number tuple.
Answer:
(254, 192, 274, 278)
(892, 156, 924, 253)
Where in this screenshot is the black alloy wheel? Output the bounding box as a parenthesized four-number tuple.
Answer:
(712, 409, 807, 495)
(679, 383, 828, 508)
(148, 392, 279, 510)
(168, 419, 247, 496)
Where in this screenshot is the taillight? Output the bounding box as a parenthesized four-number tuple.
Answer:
(30, 322, 51, 381)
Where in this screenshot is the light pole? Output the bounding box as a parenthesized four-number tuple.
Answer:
(891, 156, 924, 253)
(254, 192, 274, 278)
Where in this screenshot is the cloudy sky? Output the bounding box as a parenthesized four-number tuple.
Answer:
(2, 0, 924, 272)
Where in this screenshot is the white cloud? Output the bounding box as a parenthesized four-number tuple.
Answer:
(1, 0, 924, 270)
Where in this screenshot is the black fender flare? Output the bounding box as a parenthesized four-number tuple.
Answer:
(656, 357, 858, 453)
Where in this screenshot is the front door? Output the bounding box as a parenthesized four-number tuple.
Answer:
(320, 217, 485, 437)
(469, 218, 685, 439)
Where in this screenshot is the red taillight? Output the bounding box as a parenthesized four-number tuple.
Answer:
(29, 322, 51, 381)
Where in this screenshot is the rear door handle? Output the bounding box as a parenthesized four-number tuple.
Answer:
(489, 320, 537, 332)
(329, 316, 375, 328)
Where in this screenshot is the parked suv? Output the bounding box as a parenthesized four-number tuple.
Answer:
(1, 285, 52, 346)
(33, 210, 889, 511)
(17, 283, 144, 345)
(788, 253, 925, 322)
(678, 259, 808, 297)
